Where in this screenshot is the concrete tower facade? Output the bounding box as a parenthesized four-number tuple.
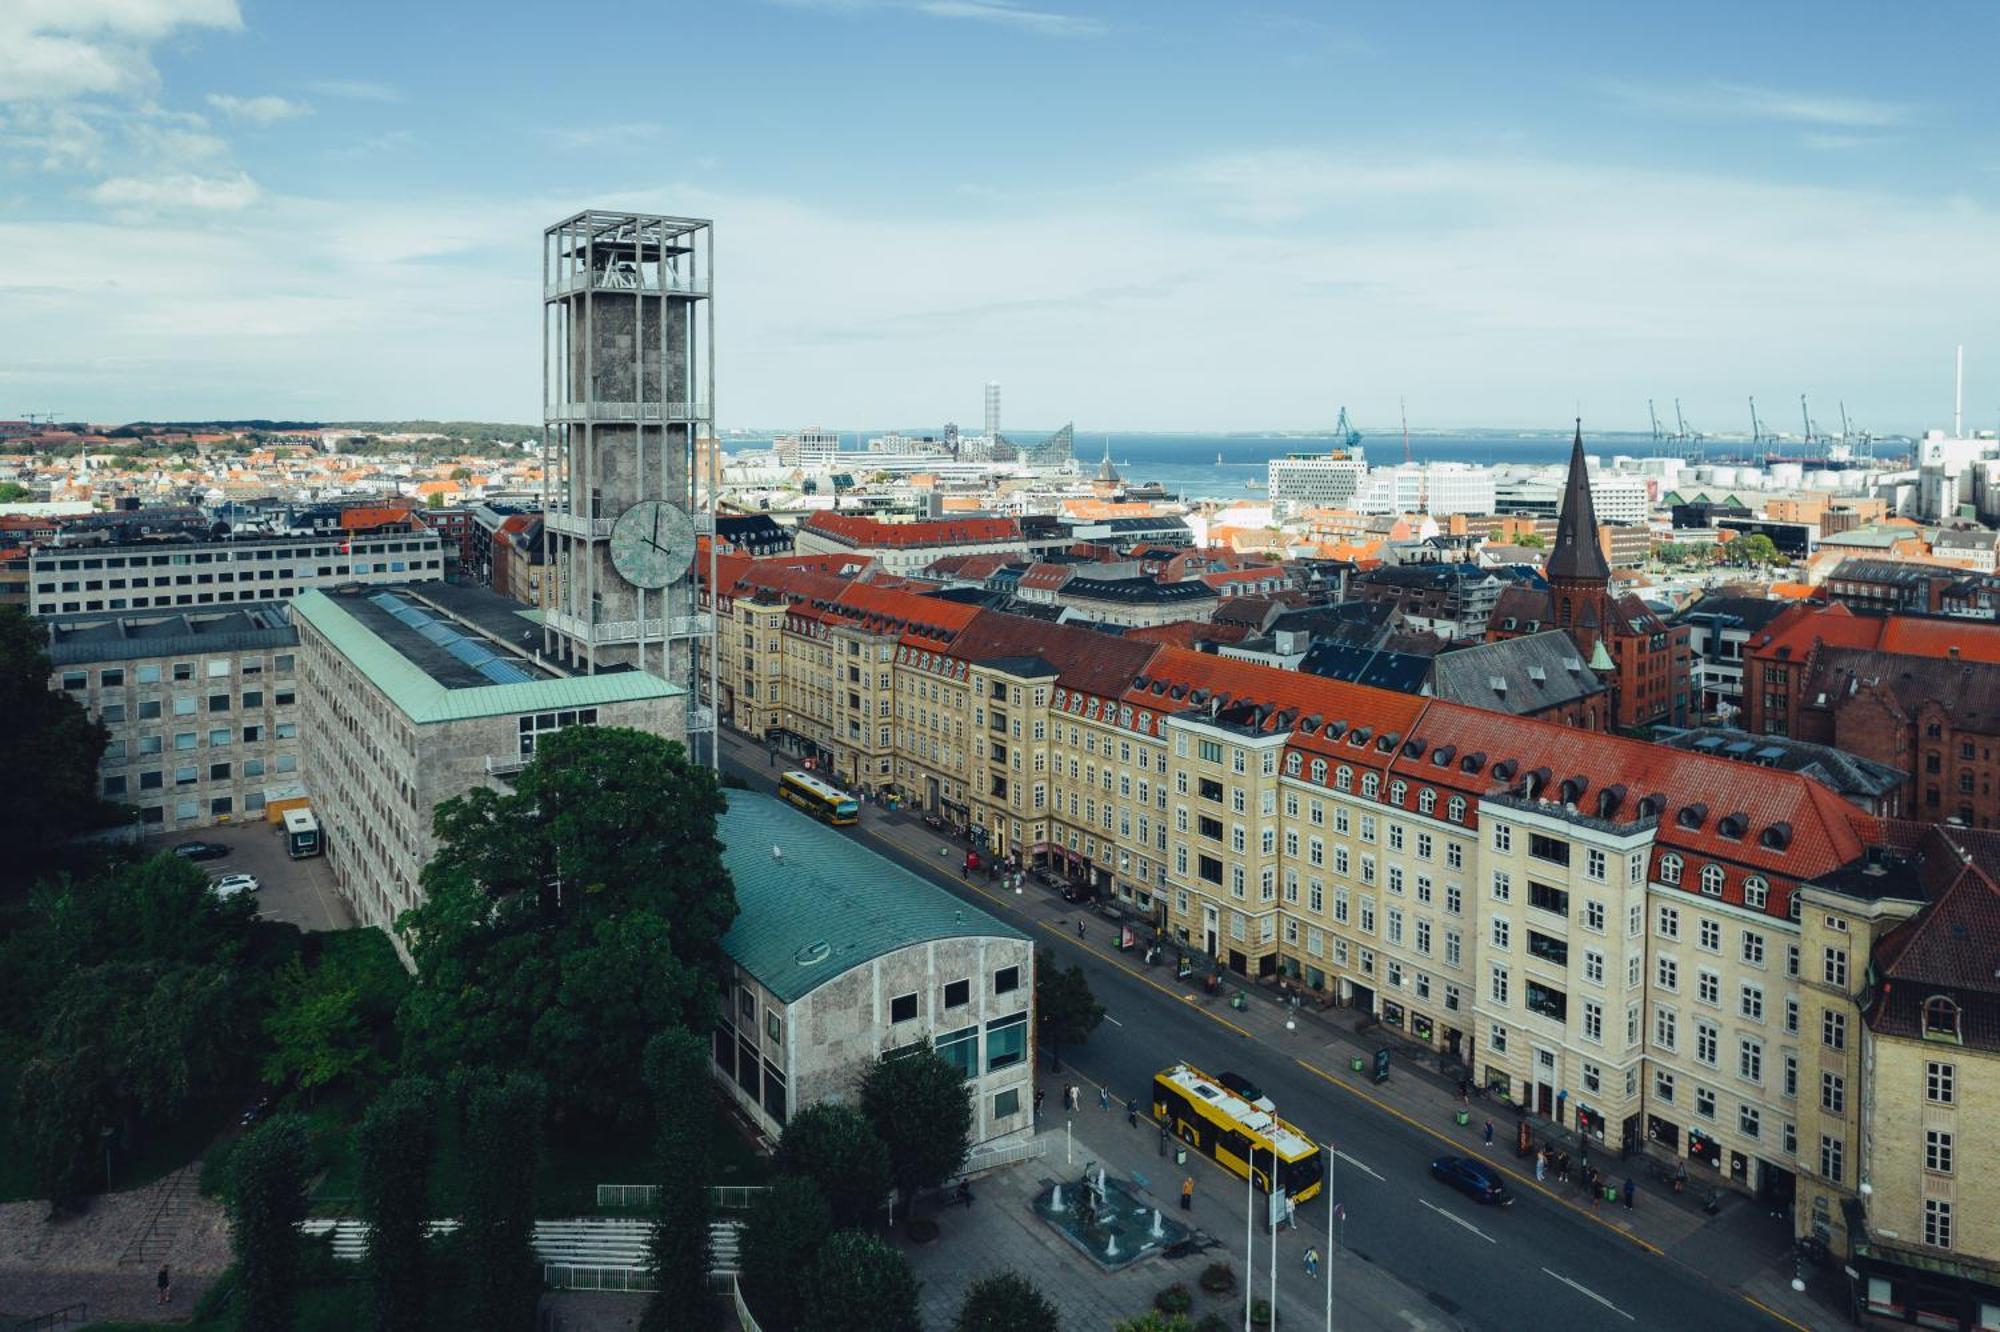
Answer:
(540, 210, 716, 757)
(984, 380, 1001, 443)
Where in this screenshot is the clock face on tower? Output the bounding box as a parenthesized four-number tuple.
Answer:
(608, 499, 696, 589)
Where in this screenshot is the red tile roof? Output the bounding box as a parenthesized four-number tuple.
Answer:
(801, 510, 1021, 549)
(944, 610, 1161, 701)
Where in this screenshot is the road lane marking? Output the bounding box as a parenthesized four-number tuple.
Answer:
(1335, 1150, 1382, 1180)
(1541, 1268, 1635, 1321)
(1103, 1014, 1123, 1027)
(1418, 1197, 1495, 1244)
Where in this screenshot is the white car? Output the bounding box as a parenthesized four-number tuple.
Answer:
(212, 873, 262, 898)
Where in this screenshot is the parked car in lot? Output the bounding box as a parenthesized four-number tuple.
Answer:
(211, 873, 261, 898)
(1216, 1070, 1278, 1113)
(1430, 1155, 1513, 1206)
(172, 840, 231, 861)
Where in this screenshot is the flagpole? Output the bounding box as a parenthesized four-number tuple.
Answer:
(1267, 1169, 1278, 1325)
(1325, 1145, 1336, 1331)
(1244, 1147, 1255, 1332)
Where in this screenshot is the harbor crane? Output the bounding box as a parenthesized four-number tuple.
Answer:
(1648, 399, 1662, 446)
(1334, 406, 1362, 450)
(1800, 394, 1821, 449)
(1748, 396, 1765, 448)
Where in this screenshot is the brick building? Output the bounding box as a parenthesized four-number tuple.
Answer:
(1486, 426, 1692, 730)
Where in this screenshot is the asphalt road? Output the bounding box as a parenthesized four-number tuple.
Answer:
(720, 738, 1787, 1332)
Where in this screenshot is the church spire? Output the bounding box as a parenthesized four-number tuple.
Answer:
(1545, 418, 1610, 584)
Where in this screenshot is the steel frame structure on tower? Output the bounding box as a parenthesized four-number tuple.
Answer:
(539, 210, 717, 764)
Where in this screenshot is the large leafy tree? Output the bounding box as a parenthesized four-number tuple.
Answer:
(739, 1175, 832, 1332)
(0, 605, 108, 864)
(802, 1231, 922, 1332)
(860, 1045, 973, 1219)
(262, 956, 383, 1099)
(954, 1271, 1061, 1332)
(1036, 954, 1106, 1068)
(358, 1077, 436, 1332)
(773, 1103, 892, 1230)
(459, 1072, 546, 1332)
(640, 1032, 712, 1331)
(231, 1115, 311, 1332)
(395, 727, 737, 1127)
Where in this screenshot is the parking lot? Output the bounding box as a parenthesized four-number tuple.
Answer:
(148, 817, 355, 933)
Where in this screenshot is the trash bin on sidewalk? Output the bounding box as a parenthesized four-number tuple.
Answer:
(1349, 1056, 1364, 1073)
(1176, 1145, 1188, 1166)
(1455, 1110, 1471, 1127)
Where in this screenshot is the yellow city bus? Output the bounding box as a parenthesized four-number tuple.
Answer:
(1152, 1062, 1324, 1203)
(778, 770, 860, 826)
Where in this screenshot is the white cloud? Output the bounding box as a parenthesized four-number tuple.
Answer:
(773, 0, 1101, 36)
(0, 0, 242, 103)
(206, 93, 311, 124)
(0, 106, 106, 171)
(1603, 79, 1913, 129)
(305, 78, 402, 102)
(87, 170, 259, 212)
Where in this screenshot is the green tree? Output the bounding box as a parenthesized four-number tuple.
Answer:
(1514, 532, 1546, 549)
(1736, 533, 1780, 566)
(1036, 954, 1105, 1069)
(459, 1073, 546, 1332)
(1115, 1315, 1194, 1332)
(739, 1175, 833, 1332)
(358, 1078, 436, 1332)
(395, 727, 738, 1127)
(801, 1231, 921, 1332)
(955, 1270, 1060, 1332)
(858, 1044, 973, 1218)
(0, 480, 31, 501)
(231, 1115, 310, 1332)
(0, 605, 108, 863)
(262, 956, 382, 1099)
(773, 1103, 891, 1230)
(640, 1031, 712, 1331)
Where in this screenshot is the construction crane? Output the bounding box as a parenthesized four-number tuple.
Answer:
(1648, 399, 1662, 446)
(1334, 406, 1362, 450)
(1748, 396, 1764, 448)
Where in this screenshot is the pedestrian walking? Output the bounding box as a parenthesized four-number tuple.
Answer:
(1483, 1119, 1494, 1146)
(1034, 1088, 1045, 1123)
(1180, 1176, 1194, 1211)
(1457, 1077, 1470, 1105)
(1099, 1085, 1111, 1111)
(1304, 1246, 1320, 1278)
(1076, 919, 1086, 939)
(1623, 1177, 1635, 1211)
(1127, 1097, 1139, 1127)
(157, 1265, 171, 1305)
(1534, 1149, 1547, 1183)
(1069, 1083, 1081, 1112)
(1592, 1182, 1604, 1212)
(1284, 1195, 1298, 1231)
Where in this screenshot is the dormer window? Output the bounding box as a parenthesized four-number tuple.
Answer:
(1418, 789, 1437, 815)
(1361, 773, 1380, 798)
(1390, 780, 1408, 805)
(1659, 853, 1683, 886)
(1924, 996, 1963, 1044)
(1700, 864, 1724, 897)
(1334, 765, 1352, 791)
(1447, 795, 1467, 823)
(1310, 758, 1327, 784)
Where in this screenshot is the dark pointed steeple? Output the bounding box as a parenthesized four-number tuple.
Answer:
(1545, 418, 1611, 584)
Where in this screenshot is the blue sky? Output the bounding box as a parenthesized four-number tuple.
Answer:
(3, 0, 1998, 433)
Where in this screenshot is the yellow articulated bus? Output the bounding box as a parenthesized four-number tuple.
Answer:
(778, 770, 861, 826)
(1152, 1062, 1324, 1203)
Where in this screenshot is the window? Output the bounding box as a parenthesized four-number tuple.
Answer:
(1822, 948, 1848, 989)
(1491, 918, 1511, 950)
(1743, 876, 1768, 909)
(1655, 1069, 1675, 1103)
(1741, 931, 1766, 966)
(1655, 1005, 1677, 1050)
(1925, 1199, 1952, 1250)
(1493, 823, 1511, 852)
(890, 993, 918, 1024)
(994, 1088, 1021, 1120)
(1928, 1061, 1955, 1104)
(1490, 1023, 1507, 1054)
(1657, 904, 1680, 939)
(1582, 1001, 1603, 1043)
(1584, 900, 1605, 932)
(1739, 1104, 1761, 1138)
(1820, 1073, 1845, 1115)
(1492, 870, 1511, 901)
(1738, 1038, 1762, 1083)
(1697, 970, 1720, 1006)
(1822, 1010, 1847, 1051)
(1740, 984, 1764, 1022)
(1695, 1021, 1718, 1066)
(986, 1012, 1028, 1071)
(1490, 965, 1509, 1005)
(1698, 919, 1720, 952)
(1700, 864, 1724, 896)
(1926, 1129, 1954, 1176)
(1819, 1135, 1844, 1184)
(944, 979, 970, 1009)
(1586, 848, 1606, 880)
(1924, 996, 1962, 1042)
(1529, 881, 1568, 916)
(1695, 1086, 1716, 1119)
(766, 1011, 783, 1043)
(994, 965, 1020, 995)
(1657, 956, 1679, 991)
(1583, 950, 1603, 984)
(1659, 853, 1682, 885)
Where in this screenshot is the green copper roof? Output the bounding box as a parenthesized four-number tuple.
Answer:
(291, 589, 683, 724)
(718, 790, 1025, 1004)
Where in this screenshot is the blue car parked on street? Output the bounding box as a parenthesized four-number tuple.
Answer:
(1430, 1155, 1514, 1206)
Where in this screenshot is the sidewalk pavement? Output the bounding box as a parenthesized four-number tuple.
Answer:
(900, 1073, 1457, 1332)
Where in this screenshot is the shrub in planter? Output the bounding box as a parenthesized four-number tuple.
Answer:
(1251, 1297, 1277, 1329)
(1155, 1283, 1194, 1315)
(1195, 1315, 1231, 1332)
(906, 1216, 940, 1244)
(1199, 1262, 1237, 1294)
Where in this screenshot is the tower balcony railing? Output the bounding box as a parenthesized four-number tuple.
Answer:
(545, 270, 709, 300)
(546, 401, 712, 424)
(543, 512, 616, 539)
(544, 609, 715, 646)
